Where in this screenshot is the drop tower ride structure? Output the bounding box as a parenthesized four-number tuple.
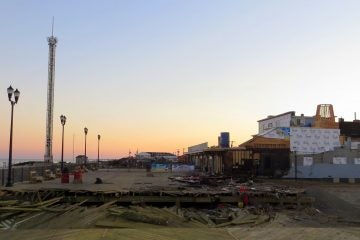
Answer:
(44, 20, 57, 163)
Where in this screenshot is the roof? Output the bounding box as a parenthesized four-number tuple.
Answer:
(257, 111, 295, 122)
(239, 136, 290, 149)
(138, 152, 176, 156)
(339, 120, 360, 137)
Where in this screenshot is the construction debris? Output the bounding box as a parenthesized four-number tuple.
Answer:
(1, 169, 359, 232)
(44, 170, 56, 180)
(95, 178, 103, 184)
(29, 171, 43, 184)
(109, 208, 169, 225)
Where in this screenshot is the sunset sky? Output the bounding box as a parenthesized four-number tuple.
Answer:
(0, 0, 359, 161)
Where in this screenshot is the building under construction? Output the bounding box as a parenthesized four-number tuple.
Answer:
(186, 104, 360, 180)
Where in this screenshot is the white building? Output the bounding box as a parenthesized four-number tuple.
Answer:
(136, 152, 177, 162)
(257, 111, 295, 134)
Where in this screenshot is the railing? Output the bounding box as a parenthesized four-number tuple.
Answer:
(0, 163, 78, 186)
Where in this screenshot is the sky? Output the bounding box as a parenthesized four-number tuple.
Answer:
(0, 0, 359, 161)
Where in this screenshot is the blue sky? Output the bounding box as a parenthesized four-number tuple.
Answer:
(0, 0, 359, 160)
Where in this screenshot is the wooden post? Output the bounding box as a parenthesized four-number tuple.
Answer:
(21, 167, 24, 182)
(176, 198, 181, 214)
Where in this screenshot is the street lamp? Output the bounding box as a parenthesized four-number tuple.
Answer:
(97, 134, 101, 168)
(84, 127, 88, 166)
(60, 115, 66, 172)
(6, 86, 20, 187)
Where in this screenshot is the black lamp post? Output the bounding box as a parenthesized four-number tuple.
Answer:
(84, 127, 88, 166)
(97, 134, 101, 168)
(60, 115, 66, 172)
(6, 86, 20, 187)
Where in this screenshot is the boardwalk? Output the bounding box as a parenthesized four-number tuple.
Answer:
(9, 169, 181, 192)
(1, 169, 360, 239)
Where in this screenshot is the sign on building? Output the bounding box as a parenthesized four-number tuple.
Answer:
(172, 164, 195, 172)
(151, 163, 170, 172)
(303, 157, 313, 166)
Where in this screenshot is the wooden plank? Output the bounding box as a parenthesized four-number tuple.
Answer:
(0, 200, 18, 206)
(0, 207, 41, 212)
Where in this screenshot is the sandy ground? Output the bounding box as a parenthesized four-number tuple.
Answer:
(8, 169, 184, 192)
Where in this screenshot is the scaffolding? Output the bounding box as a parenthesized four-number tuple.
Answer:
(313, 104, 338, 129)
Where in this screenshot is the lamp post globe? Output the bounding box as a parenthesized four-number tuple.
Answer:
(6, 86, 20, 187)
(14, 89, 20, 103)
(7, 86, 14, 101)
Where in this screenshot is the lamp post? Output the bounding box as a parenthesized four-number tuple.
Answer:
(60, 115, 66, 172)
(97, 134, 101, 168)
(6, 86, 20, 187)
(84, 127, 88, 166)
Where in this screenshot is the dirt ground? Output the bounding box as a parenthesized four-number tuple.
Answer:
(268, 179, 360, 221)
(8, 168, 184, 192)
(1, 170, 360, 239)
(1, 228, 360, 240)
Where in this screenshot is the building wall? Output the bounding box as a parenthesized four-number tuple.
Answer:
(259, 127, 290, 139)
(136, 152, 151, 159)
(258, 112, 293, 134)
(291, 115, 314, 127)
(188, 150, 227, 175)
(286, 164, 360, 179)
(232, 150, 253, 165)
(290, 127, 340, 154)
(75, 156, 87, 165)
(136, 152, 177, 161)
(188, 142, 208, 154)
(290, 147, 360, 165)
(286, 146, 360, 178)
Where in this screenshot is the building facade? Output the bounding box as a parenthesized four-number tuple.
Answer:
(136, 152, 177, 162)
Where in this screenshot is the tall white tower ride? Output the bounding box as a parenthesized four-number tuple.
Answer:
(44, 20, 57, 163)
